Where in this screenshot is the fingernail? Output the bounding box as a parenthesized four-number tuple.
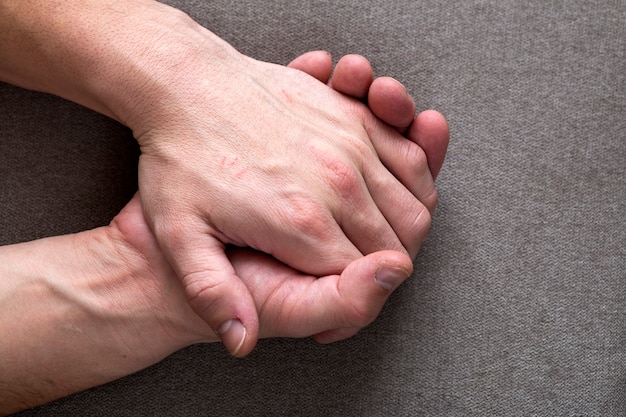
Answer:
(217, 319, 246, 356)
(375, 267, 409, 291)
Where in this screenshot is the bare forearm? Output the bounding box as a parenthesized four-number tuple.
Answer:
(0, 0, 237, 126)
(0, 194, 413, 414)
(0, 229, 195, 415)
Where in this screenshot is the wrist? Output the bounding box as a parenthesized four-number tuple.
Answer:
(0, 231, 142, 410)
(0, 224, 212, 411)
(84, 1, 240, 129)
(0, 229, 174, 374)
(87, 224, 217, 359)
(104, 7, 246, 140)
(0, 0, 241, 129)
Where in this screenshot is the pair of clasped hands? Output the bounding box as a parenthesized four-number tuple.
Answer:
(124, 39, 449, 357)
(0, 0, 449, 359)
(116, 49, 450, 357)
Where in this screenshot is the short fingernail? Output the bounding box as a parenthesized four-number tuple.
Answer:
(217, 319, 246, 356)
(375, 267, 410, 291)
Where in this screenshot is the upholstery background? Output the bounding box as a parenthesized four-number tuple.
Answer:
(3, 0, 624, 415)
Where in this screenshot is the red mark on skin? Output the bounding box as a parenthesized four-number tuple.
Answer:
(281, 88, 294, 104)
(235, 168, 248, 179)
(220, 156, 248, 179)
(220, 156, 238, 168)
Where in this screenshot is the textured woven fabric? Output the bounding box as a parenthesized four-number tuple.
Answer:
(4, 0, 624, 415)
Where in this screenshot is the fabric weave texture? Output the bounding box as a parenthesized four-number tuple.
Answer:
(3, 0, 624, 415)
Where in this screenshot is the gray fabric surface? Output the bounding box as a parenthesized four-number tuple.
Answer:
(3, 0, 624, 415)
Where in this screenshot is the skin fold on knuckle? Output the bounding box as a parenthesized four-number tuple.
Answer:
(277, 196, 330, 239)
(321, 155, 363, 202)
(181, 270, 228, 319)
(423, 185, 439, 215)
(409, 204, 432, 248)
(335, 277, 382, 328)
(404, 143, 439, 212)
(344, 296, 381, 328)
(407, 142, 429, 175)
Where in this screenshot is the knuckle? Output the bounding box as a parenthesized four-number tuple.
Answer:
(183, 270, 220, 302)
(345, 298, 380, 328)
(403, 142, 439, 213)
(268, 193, 357, 275)
(278, 196, 333, 240)
(182, 270, 225, 316)
(349, 134, 376, 161)
(409, 203, 433, 244)
(406, 142, 429, 175)
(422, 185, 439, 214)
(322, 156, 363, 200)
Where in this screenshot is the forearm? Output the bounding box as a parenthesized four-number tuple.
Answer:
(0, 0, 239, 126)
(0, 228, 203, 415)
(0, 194, 412, 413)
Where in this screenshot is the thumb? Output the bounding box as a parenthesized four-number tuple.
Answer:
(157, 222, 259, 357)
(313, 250, 413, 344)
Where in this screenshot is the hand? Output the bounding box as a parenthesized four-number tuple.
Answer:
(116, 63, 452, 343)
(0, 193, 413, 414)
(0, 0, 449, 357)
(133, 46, 429, 348)
(288, 51, 449, 182)
(109, 194, 413, 348)
(123, 51, 449, 354)
(120, 8, 448, 355)
(134, 39, 450, 354)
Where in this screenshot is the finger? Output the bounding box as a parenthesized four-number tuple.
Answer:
(231, 249, 412, 340)
(362, 156, 433, 258)
(363, 113, 439, 214)
(256, 195, 363, 276)
(368, 76, 417, 130)
(292, 54, 417, 130)
(287, 50, 333, 83)
(152, 217, 259, 357)
(406, 110, 450, 180)
(312, 327, 361, 344)
(312, 250, 412, 341)
(315, 146, 408, 257)
(328, 54, 374, 99)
